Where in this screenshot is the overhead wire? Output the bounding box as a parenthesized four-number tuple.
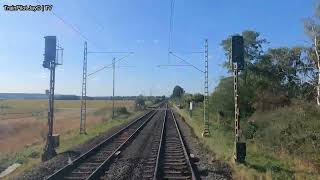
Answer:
(168, 0, 175, 63)
(36, 0, 99, 49)
(170, 52, 204, 73)
(87, 53, 133, 77)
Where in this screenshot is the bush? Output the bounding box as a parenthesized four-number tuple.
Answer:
(249, 102, 320, 163)
(243, 121, 257, 139)
(115, 107, 129, 115)
(135, 95, 145, 110)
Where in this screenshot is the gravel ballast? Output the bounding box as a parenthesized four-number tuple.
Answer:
(103, 109, 165, 180)
(16, 107, 232, 180)
(173, 110, 233, 180)
(15, 111, 149, 180)
(104, 108, 232, 180)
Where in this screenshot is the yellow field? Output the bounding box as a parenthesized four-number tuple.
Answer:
(0, 100, 135, 153)
(0, 99, 147, 179)
(0, 99, 135, 120)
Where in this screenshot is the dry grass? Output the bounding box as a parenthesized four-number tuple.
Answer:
(0, 100, 134, 153)
(0, 99, 140, 178)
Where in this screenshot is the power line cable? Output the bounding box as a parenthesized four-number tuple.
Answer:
(87, 53, 133, 77)
(168, 0, 175, 63)
(36, 0, 99, 48)
(170, 52, 204, 73)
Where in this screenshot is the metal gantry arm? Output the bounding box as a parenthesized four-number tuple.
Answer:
(169, 52, 204, 73)
(87, 53, 134, 77)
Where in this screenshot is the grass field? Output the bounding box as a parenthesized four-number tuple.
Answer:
(0, 99, 140, 178)
(173, 103, 320, 180)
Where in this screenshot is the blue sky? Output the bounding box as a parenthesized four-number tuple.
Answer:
(0, 0, 316, 96)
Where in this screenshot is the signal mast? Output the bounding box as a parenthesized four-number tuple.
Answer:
(42, 36, 63, 161)
(231, 35, 246, 163)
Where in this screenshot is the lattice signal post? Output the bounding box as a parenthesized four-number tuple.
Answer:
(42, 36, 63, 161)
(112, 58, 115, 119)
(80, 42, 88, 134)
(231, 35, 246, 163)
(202, 39, 210, 137)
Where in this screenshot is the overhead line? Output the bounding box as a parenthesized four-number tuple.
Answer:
(169, 51, 204, 54)
(88, 51, 134, 54)
(87, 53, 133, 77)
(50, 11, 90, 42)
(36, 0, 98, 48)
(168, 0, 176, 62)
(170, 52, 204, 73)
(157, 64, 192, 67)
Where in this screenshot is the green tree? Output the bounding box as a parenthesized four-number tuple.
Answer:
(218, 30, 312, 113)
(210, 77, 234, 117)
(304, 2, 320, 105)
(221, 30, 267, 68)
(135, 95, 145, 110)
(171, 85, 185, 98)
(192, 93, 204, 103)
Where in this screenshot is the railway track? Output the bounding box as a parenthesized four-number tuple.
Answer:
(46, 104, 164, 180)
(141, 107, 167, 179)
(142, 108, 196, 180)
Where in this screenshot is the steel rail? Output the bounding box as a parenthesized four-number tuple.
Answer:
(87, 109, 158, 180)
(153, 108, 196, 180)
(171, 110, 196, 180)
(46, 104, 163, 180)
(152, 104, 167, 180)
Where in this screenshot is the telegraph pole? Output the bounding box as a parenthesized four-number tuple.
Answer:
(112, 58, 115, 119)
(202, 39, 210, 137)
(80, 42, 88, 134)
(42, 36, 63, 161)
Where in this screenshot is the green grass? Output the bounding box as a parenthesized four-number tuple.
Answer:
(173, 102, 320, 180)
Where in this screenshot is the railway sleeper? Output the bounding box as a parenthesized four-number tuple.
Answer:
(163, 162, 188, 166)
(162, 175, 192, 180)
(164, 158, 186, 163)
(164, 151, 184, 154)
(163, 166, 189, 170)
(164, 155, 186, 159)
(164, 170, 191, 175)
(64, 176, 87, 180)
